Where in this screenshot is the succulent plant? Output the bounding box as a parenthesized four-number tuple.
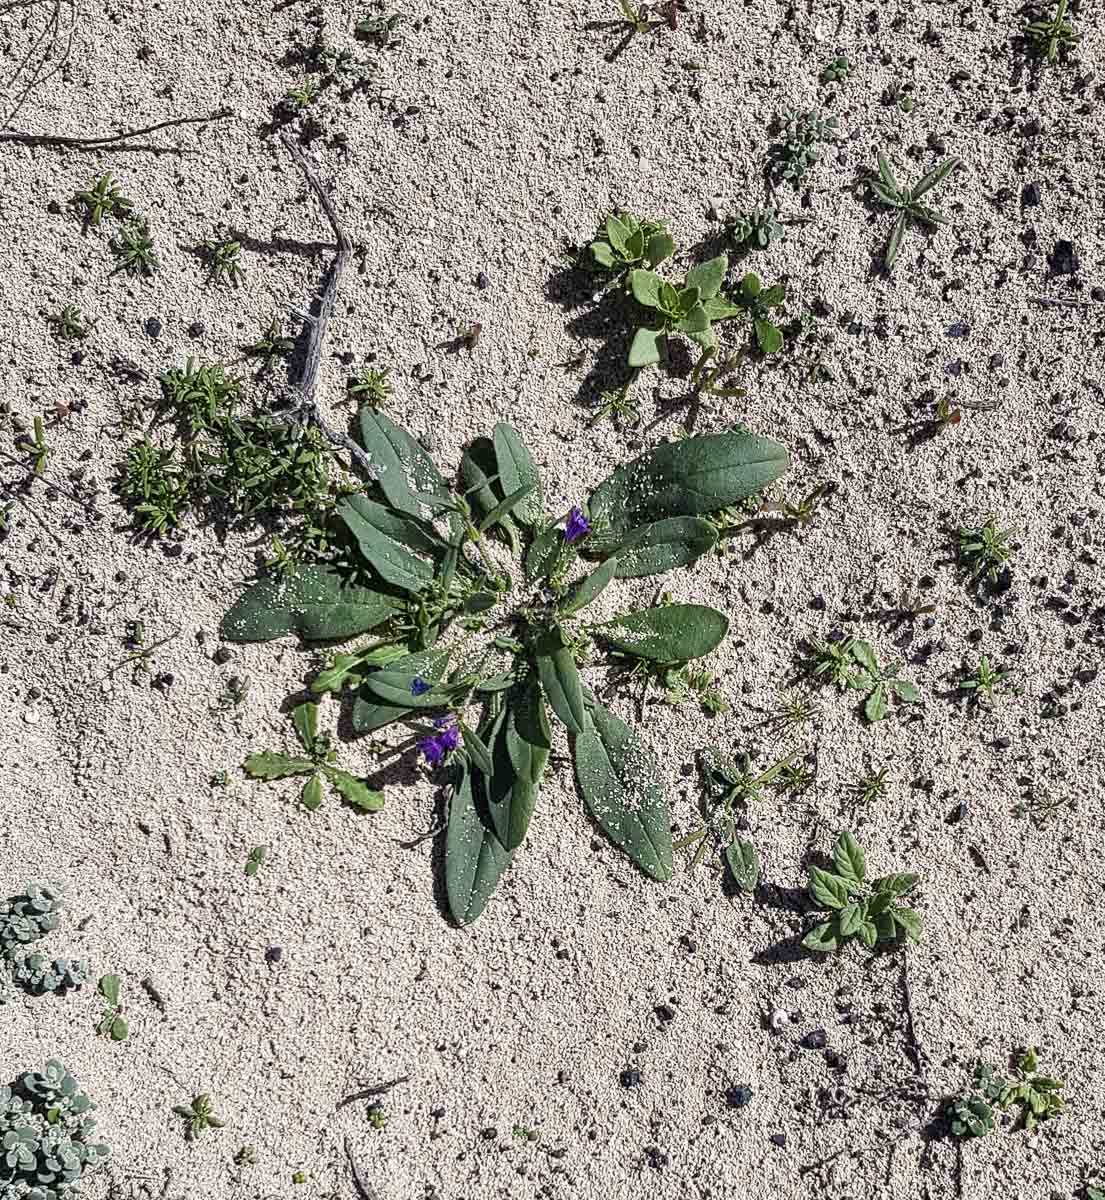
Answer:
(0, 885, 65, 956)
(0, 1063, 109, 1200)
(11, 956, 89, 997)
(772, 109, 838, 185)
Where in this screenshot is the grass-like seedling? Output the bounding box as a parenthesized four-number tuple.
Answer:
(200, 230, 244, 286)
(726, 207, 785, 252)
(732, 272, 786, 354)
(347, 366, 393, 408)
(110, 219, 159, 277)
(820, 55, 851, 84)
(70, 173, 133, 226)
(245, 701, 384, 813)
(804, 637, 920, 723)
(628, 255, 741, 366)
(222, 414, 789, 923)
(590, 211, 674, 282)
(772, 109, 838, 185)
(764, 690, 817, 731)
(244, 317, 296, 373)
(116, 440, 190, 534)
(957, 518, 1016, 584)
(1023, 0, 1079, 64)
(869, 153, 961, 269)
(776, 759, 815, 796)
(660, 664, 728, 714)
(803, 830, 922, 951)
(173, 1094, 227, 1141)
(958, 656, 1011, 707)
(96, 974, 128, 1041)
(47, 304, 95, 340)
(285, 76, 321, 110)
(589, 382, 641, 429)
(851, 767, 889, 806)
(27, 415, 50, 476)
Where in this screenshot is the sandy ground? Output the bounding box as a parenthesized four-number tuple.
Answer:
(2, 0, 1104, 1196)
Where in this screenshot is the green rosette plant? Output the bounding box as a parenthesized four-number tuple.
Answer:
(221, 410, 788, 923)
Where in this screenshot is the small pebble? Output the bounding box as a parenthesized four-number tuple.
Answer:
(1092, 286, 1105, 303)
(1050, 240, 1079, 276)
(187, 321, 206, 338)
(476, 271, 490, 290)
(213, 647, 233, 665)
(1021, 181, 1041, 208)
(654, 1004, 676, 1024)
(23, 708, 40, 725)
(620, 1068, 642, 1088)
(264, 946, 283, 964)
(769, 1009, 790, 1031)
(803, 1028, 828, 1051)
(145, 317, 163, 339)
(769, 1132, 787, 1148)
(725, 1084, 753, 1109)
(480, 1127, 497, 1141)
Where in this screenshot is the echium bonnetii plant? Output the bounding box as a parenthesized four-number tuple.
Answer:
(0, 1061, 110, 1199)
(221, 409, 789, 923)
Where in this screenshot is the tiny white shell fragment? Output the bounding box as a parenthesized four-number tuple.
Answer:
(769, 1008, 790, 1031)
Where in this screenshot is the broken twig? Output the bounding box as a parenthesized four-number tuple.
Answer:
(0, 108, 234, 150)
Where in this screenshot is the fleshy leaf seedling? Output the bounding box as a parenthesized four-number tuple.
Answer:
(957, 517, 1016, 586)
(802, 830, 922, 952)
(97, 974, 128, 1041)
(732, 272, 786, 355)
(869, 153, 961, 269)
(173, 1094, 227, 1141)
(70, 173, 133, 227)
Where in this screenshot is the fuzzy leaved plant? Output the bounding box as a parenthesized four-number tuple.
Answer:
(221, 411, 789, 922)
(628, 255, 742, 367)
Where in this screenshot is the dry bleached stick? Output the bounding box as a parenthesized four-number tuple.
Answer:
(0, 108, 234, 149)
(275, 133, 378, 481)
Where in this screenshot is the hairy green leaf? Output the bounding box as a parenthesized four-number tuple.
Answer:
(351, 647, 451, 732)
(630, 269, 664, 310)
(809, 866, 851, 910)
(524, 523, 563, 583)
(802, 918, 843, 952)
(446, 764, 513, 925)
(360, 409, 452, 519)
(561, 555, 618, 616)
(685, 255, 727, 300)
(486, 698, 549, 850)
(726, 838, 759, 893)
(838, 901, 865, 936)
(832, 830, 866, 885)
(754, 319, 783, 355)
(460, 720, 494, 775)
(99, 974, 121, 1007)
(575, 700, 672, 881)
(646, 231, 675, 267)
(493, 423, 543, 527)
(873, 872, 919, 898)
(595, 603, 728, 663)
(536, 640, 586, 733)
(292, 701, 319, 752)
(301, 772, 324, 811)
(893, 907, 923, 943)
(607, 516, 717, 578)
(588, 431, 789, 551)
(221, 566, 403, 643)
(243, 751, 314, 780)
(910, 156, 960, 201)
(325, 769, 384, 812)
(629, 326, 665, 367)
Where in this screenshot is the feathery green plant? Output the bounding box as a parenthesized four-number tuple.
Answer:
(200, 229, 244, 286)
(957, 517, 1016, 584)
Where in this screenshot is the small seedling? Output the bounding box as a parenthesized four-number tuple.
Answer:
(957, 518, 1016, 584)
(772, 109, 838, 185)
(660, 664, 728, 714)
(70, 173, 133, 226)
(209, 770, 230, 788)
(200, 230, 244, 286)
(110, 219, 159, 277)
(628, 255, 741, 367)
(96, 974, 128, 1041)
(117, 440, 190, 535)
(869, 153, 961, 270)
(932, 395, 961, 432)
(292, 1172, 307, 1185)
(285, 76, 320, 110)
(367, 1105, 388, 1131)
(616, 0, 649, 32)
(244, 846, 267, 878)
(775, 759, 816, 796)
(1022, 0, 1079, 65)
(244, 317, 295, 373)
(756, 483, 829, 527)
(732, 272, 786, 355)
(347, 366, 393, 408)
(27, 415, 50, 476)
(974, 1049, 1065, 1131)
(675, 748, 793, 868)
(689, 347, 745, 399)
(244, 701, 384, 813)
(805, 638, 919, 722)
(764, 690, 817, 731)
(589, 381, 641, 429)
(958, 656, 1011, 707)
(851, 768, 889, 806)
(947, 1094, 995, 1139)
(820, 55, 851, 84)
(173, 1094, 227, 1141)
(802, 830, 922, 951)
(512, 1124, 540, 1142)
(47, 304, 95, 341)
(213, 674, 251, 712)
(355, 11, 407, 41)
(589, 211, 674, 281)
(234, 1146, 257, 1167)
(726, 207, 785, 251)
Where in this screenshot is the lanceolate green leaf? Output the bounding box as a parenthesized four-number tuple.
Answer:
(243, 751, 314, 780)
(536, 640, 586, 733)
(802, 917, 843, 952)
(446, 764, 514, 926)
(220, 566, 403, 643)
(338, 496, 436, 594)
(595, 604, 728, 663)
(513, 671, 552, 751)
(524, 523, 563, 583)
(324, 769, 385, 812)
(352, 647, 451, 732)
(560, 554, 618, 616)
(575, 700, 672, 881)
(833, 830, 866, 885)
(360, 670, 454, 708)
(360, 408, 452, 518)
(606, 517, 717, 578)
(485, 698, 549, 850)
(588, 431, 789, 551)
(493, 423, 543, 527)
(726, 838, 759, 893)
(808, 866, 851, 910)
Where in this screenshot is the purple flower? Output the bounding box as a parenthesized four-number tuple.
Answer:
(418, 715, 459, 766)
(411, 677, 431, 696)
(564, 506, 591, 544)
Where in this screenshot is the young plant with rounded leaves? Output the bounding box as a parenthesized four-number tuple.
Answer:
(627, 255, 741, 367)
(221, 412, 789, 923)
(802, 830, 923, 952)
(589, 211, 674, 281)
